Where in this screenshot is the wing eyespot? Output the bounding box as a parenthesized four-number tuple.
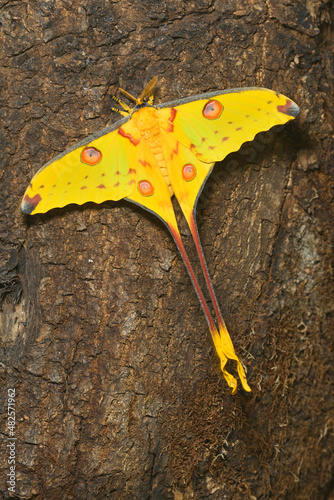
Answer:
(202, 100, 224, 120)
(138, 180, 154, 196)
(81, 147, 102, 166)
(182, 164, 197, 182)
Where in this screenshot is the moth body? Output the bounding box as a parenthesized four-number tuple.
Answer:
(128, 106, 174, 196)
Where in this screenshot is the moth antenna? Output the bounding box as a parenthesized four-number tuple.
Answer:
(117, 77, 158, 106)
(118, 87, 138, 104)
(139, 76, 158, 103)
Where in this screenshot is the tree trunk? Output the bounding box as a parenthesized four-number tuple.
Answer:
(1, 0, 332, 498)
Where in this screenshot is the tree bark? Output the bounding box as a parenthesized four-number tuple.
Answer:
(0, 0, 333, 498)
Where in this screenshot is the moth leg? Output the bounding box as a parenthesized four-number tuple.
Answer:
(111, 95, 132, 117)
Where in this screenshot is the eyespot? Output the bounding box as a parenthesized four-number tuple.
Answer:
(182, 164, 196, 181)
(202, 100, 224, 120)
(81, 147, 102, 165)
(138, 180, 154, 196)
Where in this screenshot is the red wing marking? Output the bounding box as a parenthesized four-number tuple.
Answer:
(39, 185, 44, 188)
(128, 179, 136, 185)
(170, 141, 179, 160)
(236, 127, 242, 131)
(81, 186, 87, 190)
(222, 136, 229, 142)
(22, 193, 42, 214)
(139, 159, 151, 167)
(166, 108, 177, 132)
(128, 168, 136, 174)
(208, 146, 216, 150)
(97, 184, 106, 189)
(118, 128, 140, 146)
(114, 182, 120, 187)
(277, 99, 296, 116)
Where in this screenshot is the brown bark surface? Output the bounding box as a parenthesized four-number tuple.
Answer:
(0, 0, 333, 498)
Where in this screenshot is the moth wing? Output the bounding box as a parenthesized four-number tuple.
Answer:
(159, 131, 214, 224)
(21, 117, 140, 215)
(158, 88, 300, 164)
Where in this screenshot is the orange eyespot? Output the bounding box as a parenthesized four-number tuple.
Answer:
(138, 180, 154, 196)
(81, 147, 102, 165)
(202, 100, 224, 120)
(182, 164, 196, 181)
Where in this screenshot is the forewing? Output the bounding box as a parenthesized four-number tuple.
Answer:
(157, 88, 300, 163)
(21, 117, 140, 215)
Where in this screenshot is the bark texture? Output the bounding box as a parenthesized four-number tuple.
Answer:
(0, 0, 333, 498)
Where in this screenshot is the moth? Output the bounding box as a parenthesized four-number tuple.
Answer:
(22, 77, 300, 393)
